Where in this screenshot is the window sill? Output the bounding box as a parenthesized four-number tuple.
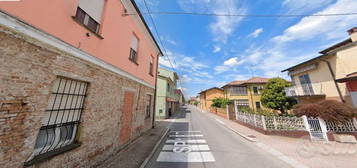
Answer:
(24, 142, 81, 167)
(71, 16, 104, 40)
(129, 59, 139, 65)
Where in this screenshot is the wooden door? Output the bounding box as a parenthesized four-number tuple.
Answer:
(119, 91, 134, 145)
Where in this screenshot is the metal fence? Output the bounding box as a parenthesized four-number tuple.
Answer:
(325, 118, 357, 132)
(236, 112, 305, 131)
(235, 111, 357, 141)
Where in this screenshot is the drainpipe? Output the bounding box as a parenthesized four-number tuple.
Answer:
(249, 86, 255, 112)
(152, 53, 161, 128)
(322, 60, 345, 102)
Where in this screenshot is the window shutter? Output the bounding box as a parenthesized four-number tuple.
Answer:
(78, 0, 105, 23)
(131, 36, 139, 51)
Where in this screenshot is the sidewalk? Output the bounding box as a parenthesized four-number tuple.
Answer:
(97, 121, 169, 168)
(199, 106, 357, 168)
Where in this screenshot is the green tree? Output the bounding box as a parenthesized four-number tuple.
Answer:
(261, 78, 297, 115)
(211, 98, 232, 108)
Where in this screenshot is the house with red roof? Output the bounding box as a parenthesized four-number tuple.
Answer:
(222, 77, 270, 114)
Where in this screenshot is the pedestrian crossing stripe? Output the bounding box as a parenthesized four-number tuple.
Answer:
(156, 130, 216, 163)
(169, 134, 204, 138)
(165, 139, 207, 144)
(162, 144, 210, 151)
(156, 152, 215, 162)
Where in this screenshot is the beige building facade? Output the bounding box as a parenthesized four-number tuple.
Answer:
(283, 27, 357, 107)
(199, 88, 224, 111)
(223, 77, 269, 113)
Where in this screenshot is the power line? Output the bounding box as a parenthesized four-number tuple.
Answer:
(142, 0, 184, 91)
(128, 11, 357, 17)
(142, 0, 176, 72)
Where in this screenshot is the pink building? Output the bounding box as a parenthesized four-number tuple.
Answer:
(0, 0, 162, 167)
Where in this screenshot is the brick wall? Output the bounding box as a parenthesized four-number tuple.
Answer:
(0, 26, 154, 168)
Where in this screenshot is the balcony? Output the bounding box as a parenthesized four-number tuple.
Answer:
(285, 83, 325, 97)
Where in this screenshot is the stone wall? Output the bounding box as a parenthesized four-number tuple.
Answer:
(0, 25, 154, 168)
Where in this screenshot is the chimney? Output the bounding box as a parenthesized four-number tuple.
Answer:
(347, 27, 357, 42)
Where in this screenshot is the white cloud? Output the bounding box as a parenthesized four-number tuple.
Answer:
(214, 57, 245, 74)
(248, 28, 263, 38)
(274, 0, 357, 43)
(213, 46, 221, 53)
(178, 0, 247, 43)
(159, 51, 208, 71)
(282, 0, 334, 13)
(224, 57, 245, 66)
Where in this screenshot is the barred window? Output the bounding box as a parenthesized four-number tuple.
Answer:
(145, 94, 152, 118)
(129, 35, 139, 63)
(32, 77, 88, 158)
(230, 86, 247, 95)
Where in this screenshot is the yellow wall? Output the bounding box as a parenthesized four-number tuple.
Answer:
(225, 84, 266, 111)
(199, 89, 224, 111)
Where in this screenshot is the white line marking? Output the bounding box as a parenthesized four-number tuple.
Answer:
(156, 152, 215, 162)
(169, 134, 203, 138)
(166, 139, 207, 144)
(215, 118, 225, 125)
(170, 131, 202, 133)
(162, 145, 210, 151)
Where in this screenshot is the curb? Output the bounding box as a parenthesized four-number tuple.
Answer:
(139, 127, 170, 168)
(224, 124, 258, 142)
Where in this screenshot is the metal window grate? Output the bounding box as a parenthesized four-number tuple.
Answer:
(146, 94, 152, 118)
(33, 77, 88, 156)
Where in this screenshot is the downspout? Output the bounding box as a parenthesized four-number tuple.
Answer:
(152, 53, 161, 128)
(322, 59, 345, 102)
(249, 86, 255, 112)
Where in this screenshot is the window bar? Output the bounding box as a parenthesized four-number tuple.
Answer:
(43, 78, 69, 153)
(75, 83, 88, 128)
(38, 78, 63, 154)
(70, 82, 84, 127)
(52, 79, 73, 150)
(59, 80, 80, 148)
(59, 80, 78, 148)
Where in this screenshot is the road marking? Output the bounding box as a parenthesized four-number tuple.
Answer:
(156, 152, 216, 162)
(157, 130, 215, 163)
(169, 134, 203, 138)
(215, 118, 225, 125)
(162, 145, 210, 151)
(165, 139, 207, 144)
(170, 131, 202, 133)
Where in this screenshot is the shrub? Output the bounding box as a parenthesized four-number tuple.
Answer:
(293, 100, 357, 122)
(293, 103, 323, 117)
(261, 78, 297, 115)
(211, 98, 232, 108)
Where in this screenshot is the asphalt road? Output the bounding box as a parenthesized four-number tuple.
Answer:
(145, 105, 293, 168)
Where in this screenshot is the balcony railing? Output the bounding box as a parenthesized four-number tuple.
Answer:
(285, 83, 325, 97)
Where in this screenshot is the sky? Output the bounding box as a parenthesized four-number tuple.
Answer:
(135, 0, 357, 98)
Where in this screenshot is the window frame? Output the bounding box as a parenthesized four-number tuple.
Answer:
(253, 86, 259, 95)
(145, 94, 153, 119)
(255, 101, 261, 109)
(25, 77, 88, 166)
(73, 7, 101, 36)
(129, 34, 139, 64)
(149, 56, 154, 76)
(230, 86, 248, 95)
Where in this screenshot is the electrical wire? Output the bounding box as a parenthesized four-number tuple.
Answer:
(142, 0, 184, 89)
(128, 11, 357, 17)
(142, 0, 176, 72)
